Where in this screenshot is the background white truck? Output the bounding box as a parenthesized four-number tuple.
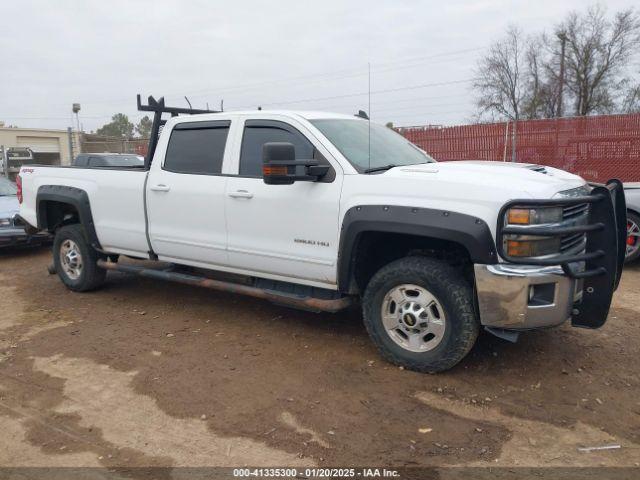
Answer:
(17, 96, 627, 372)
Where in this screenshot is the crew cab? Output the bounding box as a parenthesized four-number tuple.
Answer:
(16, 96, 627, 372)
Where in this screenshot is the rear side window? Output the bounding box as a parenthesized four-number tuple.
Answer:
(164, 120, 230, 175)
(239, 120, 315, 177)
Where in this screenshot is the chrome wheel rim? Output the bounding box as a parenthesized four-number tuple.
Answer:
(381, 284, 446, 353)
(627, 219, 640, 259)
(60, 239, 83, 280)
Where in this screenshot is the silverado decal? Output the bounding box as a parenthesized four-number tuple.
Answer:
(294, 238, 330, 247)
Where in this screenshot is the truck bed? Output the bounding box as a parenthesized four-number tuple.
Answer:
(19, 165, 150, 257)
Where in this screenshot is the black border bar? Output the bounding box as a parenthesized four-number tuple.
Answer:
(496, 179, 626, 329)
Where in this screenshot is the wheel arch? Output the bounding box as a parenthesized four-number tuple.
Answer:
(338, 205, 498, 294)
(627, 207, 640, 218)
(36, 185, 101, 249)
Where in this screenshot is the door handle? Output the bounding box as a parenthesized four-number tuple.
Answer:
(150, 184, 171, 192)
(228, 190, 254, 199)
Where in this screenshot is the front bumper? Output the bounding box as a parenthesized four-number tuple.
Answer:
(474, 263, 579, 329)
(479, 179, 627, 331)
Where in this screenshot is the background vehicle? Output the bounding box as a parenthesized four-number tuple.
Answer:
(73, 153, 144, 168)
(16, 96, 627, 373)
(1, 147, 35, 182)
(624, 183, 640, 263)
(0, 177, 49, 247)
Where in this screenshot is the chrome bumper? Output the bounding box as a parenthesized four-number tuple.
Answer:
(474, 264, 581, 329)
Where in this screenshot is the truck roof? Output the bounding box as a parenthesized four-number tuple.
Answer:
(174, 110, 364, 121)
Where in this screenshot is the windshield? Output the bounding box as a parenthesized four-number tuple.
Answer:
(0, 177, 17, 196)
(310, 119, 434, 172)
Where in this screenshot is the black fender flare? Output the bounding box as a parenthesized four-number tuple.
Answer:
(337, 205, 498, 292)
(36, 185, 101, 249)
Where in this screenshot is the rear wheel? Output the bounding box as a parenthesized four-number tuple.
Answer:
(53, 224, 106, 291)
(625, 211, 640, 263)
(362, 256, 479, 373)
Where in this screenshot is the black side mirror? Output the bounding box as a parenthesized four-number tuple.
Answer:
(262, 142, 329, 185)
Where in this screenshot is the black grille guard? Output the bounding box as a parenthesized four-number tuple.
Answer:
(496, 179, 626, 329)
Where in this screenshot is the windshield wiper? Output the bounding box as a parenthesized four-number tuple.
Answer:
(364, 164, 397, 174)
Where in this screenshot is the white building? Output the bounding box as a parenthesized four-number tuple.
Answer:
(0, 127, 81, 179)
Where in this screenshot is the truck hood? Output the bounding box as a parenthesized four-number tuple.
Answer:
(342, 160, 588, 241)
(0, 195, 19, 219)
(391, 160, 585, 198)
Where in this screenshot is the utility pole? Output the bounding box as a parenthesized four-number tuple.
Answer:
(511, 119, 517, 162)
(556, 32, 567, 118)
(72, 103, 82, 156)
(67, 127, 74, 164)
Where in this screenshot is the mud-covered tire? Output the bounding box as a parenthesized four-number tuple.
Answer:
(53, 224, 106, 292)
(362, 256, 479, 373)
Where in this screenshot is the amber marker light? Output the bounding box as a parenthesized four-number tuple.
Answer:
(507, 208, 531, 225)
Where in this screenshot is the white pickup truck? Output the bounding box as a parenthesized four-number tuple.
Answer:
(17, 96, 627, 372)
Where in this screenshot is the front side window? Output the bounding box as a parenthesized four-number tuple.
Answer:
(239, 120, 315, 177)
(164, 120, 230, 175)
(310, 119, 434, 172)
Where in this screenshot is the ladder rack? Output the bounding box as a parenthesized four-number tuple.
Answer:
(136, 94, 219, 169)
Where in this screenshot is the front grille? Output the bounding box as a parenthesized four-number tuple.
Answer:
(561, 232, 586, 252)
(561, 201, 589, 253)
(563, 203, 589, 220)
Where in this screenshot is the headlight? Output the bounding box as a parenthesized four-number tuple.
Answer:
(504, 206, 564, 257)
(506, 206, 563, 225)
(506, 237, 561, 257)
(0, 218, 11, 227)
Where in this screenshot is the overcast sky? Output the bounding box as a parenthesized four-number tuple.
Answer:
(1, 0, 638, 132)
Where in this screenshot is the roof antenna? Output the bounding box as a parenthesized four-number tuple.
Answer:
(184, 96, 192, 109)
(220, 99, 224, 112)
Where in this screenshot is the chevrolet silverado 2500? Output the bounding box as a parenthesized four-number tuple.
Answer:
(16, 96, 627, 372)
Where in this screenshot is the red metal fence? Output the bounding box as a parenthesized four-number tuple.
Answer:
(398, 114, 640, 182)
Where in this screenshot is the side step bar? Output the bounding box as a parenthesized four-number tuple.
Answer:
(96, 260, 353, 313)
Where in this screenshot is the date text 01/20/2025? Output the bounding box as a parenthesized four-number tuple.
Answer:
(233, 468, 400, 477)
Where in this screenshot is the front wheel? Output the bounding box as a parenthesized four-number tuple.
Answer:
(625, 211, 640, 263)
(53, 224, 106, 292)
(362, 257, 479, 373)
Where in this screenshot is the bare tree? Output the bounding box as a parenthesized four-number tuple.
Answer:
(521, 36, 559, 119)
(559, 6, 640, 115)
(473, 27, 562, 120)
(623, 81, 640, 113)
(473, 5, 640, 120)
(473, 26, 528, 120)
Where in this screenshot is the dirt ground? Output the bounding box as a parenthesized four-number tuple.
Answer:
(0, 246, 639, 473)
